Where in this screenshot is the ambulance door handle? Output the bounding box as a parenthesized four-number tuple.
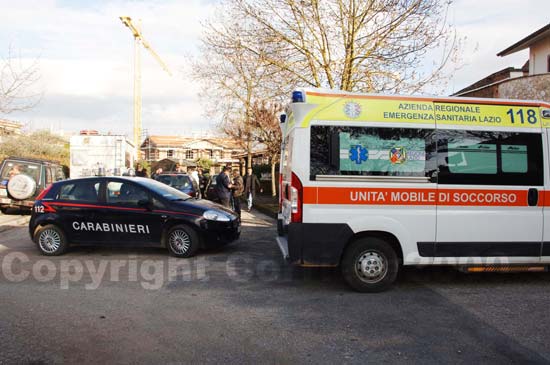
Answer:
(527, 188, 538, 207)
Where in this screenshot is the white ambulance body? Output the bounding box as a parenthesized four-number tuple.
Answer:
(276, 88, 550, 292)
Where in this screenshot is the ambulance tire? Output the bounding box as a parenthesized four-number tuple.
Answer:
(341, 237, 399, 293)
(34, 224, 69, 256)
(166, 224, 200, 258)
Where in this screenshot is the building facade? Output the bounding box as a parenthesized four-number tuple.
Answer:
(0, 119, 22, 136)
(140, 136, 245, 173)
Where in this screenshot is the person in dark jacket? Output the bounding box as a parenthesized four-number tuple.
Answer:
(135, 163, 148, 177)
(231, 169, 244, 217)
(244, 167, 262, 211)
(215, 166, 233, 208)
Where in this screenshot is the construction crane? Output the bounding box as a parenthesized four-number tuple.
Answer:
(119, 16, 172, 152)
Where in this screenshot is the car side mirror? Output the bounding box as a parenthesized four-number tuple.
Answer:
(137, 199, 153, 211)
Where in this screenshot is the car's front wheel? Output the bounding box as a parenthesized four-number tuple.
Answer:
(341, 237, 399, 293)
(166, 225, 200, 258)
(34, 224, 68, 256)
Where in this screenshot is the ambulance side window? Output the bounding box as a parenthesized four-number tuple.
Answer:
(310, 125, 436, 179)
(437, 130, 543, 186)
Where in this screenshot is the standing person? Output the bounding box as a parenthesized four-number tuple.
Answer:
(136, 163, 148, 177)
(215, 166, 233, 208)
(188, 166, 201, 198)
(231, 169, 244, 217)
(244, 167, 262, 212)
(197, 168, 207, 197)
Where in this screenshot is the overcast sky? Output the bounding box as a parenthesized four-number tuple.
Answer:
(0, 0, 548, 137)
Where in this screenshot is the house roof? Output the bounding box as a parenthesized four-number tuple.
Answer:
(452, 66, 524, 96)
(142, 135, 245, 151)
(498, 23, 550, 57)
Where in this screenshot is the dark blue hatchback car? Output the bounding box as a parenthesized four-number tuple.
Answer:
(29, 177, 240, 257)
(154, 173, 199, 198)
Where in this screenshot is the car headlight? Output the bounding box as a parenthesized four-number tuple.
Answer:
(203, 210, 230, 222)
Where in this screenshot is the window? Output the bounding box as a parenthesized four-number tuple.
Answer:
(167, 149, 174, 158)
(547, 55, 550, 73)
(1, 161, 41, 182)
(437, 130, 542, 186)
(58, 182, 100, 202)
(107, 181, 149, 207)
(310, 126, 436, 179)
(46, 168, 53, 185)
(186, 150, 193, 159)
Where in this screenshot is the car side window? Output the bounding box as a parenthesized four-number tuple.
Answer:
(58, 182, 100, 202)
(46, 167, 53, 185)
(107, 181, 149, 207)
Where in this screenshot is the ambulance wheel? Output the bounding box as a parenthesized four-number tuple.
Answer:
(341, 237, 399, 293)
(34, 224, 68, 256)
(166, 225, 200, 258)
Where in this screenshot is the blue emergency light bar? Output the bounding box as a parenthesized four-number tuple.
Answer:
(292, 91, 305, 103)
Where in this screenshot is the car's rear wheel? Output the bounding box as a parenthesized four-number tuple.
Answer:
(341, 237, 399, 293)
(166, 225, 200, 258)
(34, 224, 68, 256)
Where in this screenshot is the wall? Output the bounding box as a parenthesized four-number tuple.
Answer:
(498, 73, 550, 102)
(530, 38, 550, 75)
(70, 135, 134, 178)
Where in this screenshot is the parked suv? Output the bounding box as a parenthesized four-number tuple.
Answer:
(0, 157, 66, 213)
(154, 173, 199, 198)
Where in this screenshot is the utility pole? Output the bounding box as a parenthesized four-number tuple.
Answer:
(119, 16, 172, 155)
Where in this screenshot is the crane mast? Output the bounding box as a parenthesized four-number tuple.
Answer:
(119, 16, 172, 154)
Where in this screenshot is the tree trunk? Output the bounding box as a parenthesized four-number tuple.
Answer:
(247, 139, 252, 170)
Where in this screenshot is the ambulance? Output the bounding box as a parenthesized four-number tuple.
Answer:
(276, 88, 550, 292)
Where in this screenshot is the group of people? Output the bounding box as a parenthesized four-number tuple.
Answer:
(134, 162, 261, 215)
(215, 167, 261, 217)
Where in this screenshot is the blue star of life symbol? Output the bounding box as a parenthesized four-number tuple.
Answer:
(349, 145, 368, 165)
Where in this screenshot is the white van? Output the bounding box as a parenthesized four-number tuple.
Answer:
(276, 88, 550, 292)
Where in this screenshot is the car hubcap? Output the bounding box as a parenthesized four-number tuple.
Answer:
(169, 229, 191, 254)
(355, 250, 388, 284)
(38, 229, 61, 253)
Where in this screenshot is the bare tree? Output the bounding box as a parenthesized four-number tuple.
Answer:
(204, 0, 462, 94)
(250, 100, 283, 196)
(194, 24, 280, 169)
(0, 46, 41, 114)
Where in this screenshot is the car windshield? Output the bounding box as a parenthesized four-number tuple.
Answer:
(0, 160, 41, 182)
(136, 178, 191, 201)
(157, 175, 193, 189)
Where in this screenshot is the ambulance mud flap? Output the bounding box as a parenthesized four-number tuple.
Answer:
(288, 223, 354, 266)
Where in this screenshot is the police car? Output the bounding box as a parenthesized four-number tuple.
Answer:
(29, 177, 240, 257)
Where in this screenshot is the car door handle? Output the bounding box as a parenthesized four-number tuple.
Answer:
(528, 188, 538, 207)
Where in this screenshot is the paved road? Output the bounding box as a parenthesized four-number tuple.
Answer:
(1, 210, 550, 364)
